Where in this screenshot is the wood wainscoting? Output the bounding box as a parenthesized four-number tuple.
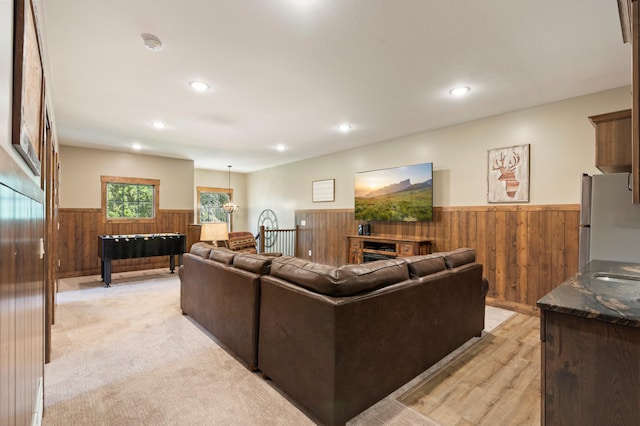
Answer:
(1, 148, 46, 425)
(58, 208, 194, 278)
(58, 205, 578, 312)
(296, 205, 579, 313)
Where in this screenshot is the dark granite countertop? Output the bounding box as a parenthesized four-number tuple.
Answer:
(537, 260, 640, 327)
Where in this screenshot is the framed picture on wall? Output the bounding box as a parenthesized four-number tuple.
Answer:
(487, 144, 530, 203)
(312, 179, 335, 202)
(12, 0, 44, 176)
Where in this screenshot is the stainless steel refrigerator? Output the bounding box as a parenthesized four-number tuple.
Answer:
(579, 172, 640, 269)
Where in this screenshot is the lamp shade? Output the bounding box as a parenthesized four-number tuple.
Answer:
(200, 222, 229, 243)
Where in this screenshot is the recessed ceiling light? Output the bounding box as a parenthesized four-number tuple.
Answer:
(275, 144, 286, 152)
(189, 81, 209, 92)
(132, 143, 142, 150)
(151, 121, 165, 129)
(141, 33, 163, 52)
(449, 86, 471, 96)
(338, 123, 352, 132)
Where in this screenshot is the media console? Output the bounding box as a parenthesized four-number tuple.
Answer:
(346, 235, 432, 264)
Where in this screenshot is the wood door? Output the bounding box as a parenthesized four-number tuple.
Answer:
(43, 106, 59, 364)
(633, 0, 640, 203)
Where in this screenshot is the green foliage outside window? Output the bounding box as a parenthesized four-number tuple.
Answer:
(200, 191, 230, 223)
(106, 182, 154, 219)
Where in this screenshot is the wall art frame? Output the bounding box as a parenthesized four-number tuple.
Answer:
(487, 144, 530, 203)
(312, 179, 335, 202)
(12, 0, 44, 176)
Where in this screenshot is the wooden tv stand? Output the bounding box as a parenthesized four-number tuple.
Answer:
(346, 235, 432, 264)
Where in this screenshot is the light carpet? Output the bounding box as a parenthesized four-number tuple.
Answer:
(44, 269, 515, 425)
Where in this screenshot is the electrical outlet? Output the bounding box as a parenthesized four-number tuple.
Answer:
(308, 250, 312, 256)
(301, 220, 306, 226)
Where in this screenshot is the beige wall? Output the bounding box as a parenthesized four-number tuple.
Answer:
(59, 145, 194, 210)
(247, 86, 632, 230)
(194, 168, 248, 231)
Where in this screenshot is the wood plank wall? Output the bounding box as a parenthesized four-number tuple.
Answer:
(57, 209, 194, 278)
(0, 153, 45, 425)
(296, 205, 580, 313)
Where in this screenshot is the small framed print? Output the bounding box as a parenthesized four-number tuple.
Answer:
(312, 179, 335, 202)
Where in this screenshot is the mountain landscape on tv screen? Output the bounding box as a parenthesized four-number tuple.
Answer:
(355, 178, 433, 222)
(361, 178, 433, 199)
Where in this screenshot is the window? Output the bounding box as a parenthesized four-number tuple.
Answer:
(101, 176, 160, 223)
(197, 186, 232, 225)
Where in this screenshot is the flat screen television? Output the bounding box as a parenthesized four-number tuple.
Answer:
(354, 162, 433, 222)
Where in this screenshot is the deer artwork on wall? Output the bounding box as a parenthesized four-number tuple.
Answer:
(488, 144, 530, 203)
(492, 151, 520, 197)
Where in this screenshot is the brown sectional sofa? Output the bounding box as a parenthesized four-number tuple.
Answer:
(179, 242, 275, 370)
(179, 243, 488, 425)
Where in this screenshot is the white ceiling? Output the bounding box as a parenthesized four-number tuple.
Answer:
(39, 0, 632, 173)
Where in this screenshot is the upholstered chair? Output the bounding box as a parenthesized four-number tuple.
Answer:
(226, 231, 281, 256)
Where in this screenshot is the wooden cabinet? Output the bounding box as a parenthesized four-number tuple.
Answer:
(588, 109, 632, 173)
(349, 238, 363, 264)
(538, 259, 640, 425)
(540, 310, 640, 425)
(398, 243, 415, 256)
(346, 235, 432, 264)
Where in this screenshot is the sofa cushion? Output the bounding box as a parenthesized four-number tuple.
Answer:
(444, 248, 476, 269)
(270, 256, 409, 296)
(208, 247, 236, 265)
(404, 254, 447, 278)
(233, 253, 273, 275)
(190, 242, 214, 258)
(228, 232, 258, 253)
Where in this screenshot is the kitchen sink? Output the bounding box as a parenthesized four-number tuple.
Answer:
(592, 273, 640, 285)
(589, 272, 640, 299)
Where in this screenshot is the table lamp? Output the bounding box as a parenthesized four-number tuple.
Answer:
(200, 222, 229, 246)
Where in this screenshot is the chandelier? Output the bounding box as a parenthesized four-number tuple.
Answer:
(222, 165, 238, 214)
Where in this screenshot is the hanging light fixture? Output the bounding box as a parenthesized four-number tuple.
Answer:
(222, 165, 238, 214)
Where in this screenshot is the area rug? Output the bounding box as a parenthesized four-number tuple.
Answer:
(398, 313, 541, 425)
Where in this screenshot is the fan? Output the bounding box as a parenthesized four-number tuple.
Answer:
(257, 209, 278, 248)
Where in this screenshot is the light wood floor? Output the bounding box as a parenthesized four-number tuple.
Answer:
(399, 313, 540, 425)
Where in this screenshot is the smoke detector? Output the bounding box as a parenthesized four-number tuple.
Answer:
(141, 33, 163, 51)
